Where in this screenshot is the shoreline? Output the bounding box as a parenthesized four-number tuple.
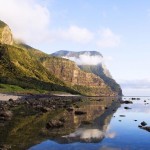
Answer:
(0, 92, 121, 102)
(0, 93, 22, 101)
(0, 93, 82, 101)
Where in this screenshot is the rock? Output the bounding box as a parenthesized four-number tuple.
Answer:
(8, 98, 14, 103)
(120, 115, 125, 117)
(121, 100, 133, 104)
(46, 119, 64, 129)
(34, 105, 51, 113)
(0, 110, 13, 121)
(40, 107, 51, 113)
(140, 126, 150, 132)
(124, 107, 131, 109)
(0, 144, 11, 150)
(141, 121, 147, 126)
(66, 107, 74, 112)
(75, 110, 87, 115)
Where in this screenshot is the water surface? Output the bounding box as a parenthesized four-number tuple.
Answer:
(29, 97, 150, 150)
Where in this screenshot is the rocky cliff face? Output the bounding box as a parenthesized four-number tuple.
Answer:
(0, 20, 13, 45)
(52, 50, 112, 78)
(39, 56, 116, 96)
(52, 50, 122, 95)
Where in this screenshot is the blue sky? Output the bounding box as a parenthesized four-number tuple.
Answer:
(0, 0, 150, 96)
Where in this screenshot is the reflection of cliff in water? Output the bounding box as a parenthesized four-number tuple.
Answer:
(0, 97, 120, 150)
(55, 97, 120, 143)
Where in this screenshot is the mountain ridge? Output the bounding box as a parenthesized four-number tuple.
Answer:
(52, 50, 122, 95)
(0, 20, 121, 96)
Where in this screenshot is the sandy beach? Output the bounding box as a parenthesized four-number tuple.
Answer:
(0, 93, 22, 101)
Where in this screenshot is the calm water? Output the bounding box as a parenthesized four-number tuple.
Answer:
(29, 97, 150, 150)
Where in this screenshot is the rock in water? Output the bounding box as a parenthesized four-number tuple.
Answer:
(141, 126, 150, 132)
(141, 121, 147, 126)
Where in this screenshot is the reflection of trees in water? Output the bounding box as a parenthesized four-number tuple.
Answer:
(56, 97, 120, 143)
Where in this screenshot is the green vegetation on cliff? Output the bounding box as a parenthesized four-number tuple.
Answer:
(0, 20, 121, 96)
(0, 44, 78, 94)
(79, 65, 122, 95)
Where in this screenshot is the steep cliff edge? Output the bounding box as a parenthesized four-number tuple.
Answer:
(38, 56, 116, 96)
(52, 50, 122, 95)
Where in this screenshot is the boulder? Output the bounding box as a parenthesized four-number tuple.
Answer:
(46, 118, 65, 129)
(141, 121, 147, 126)
(0, 110, 13, 121)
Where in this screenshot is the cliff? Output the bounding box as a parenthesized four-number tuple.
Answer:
(38, 56, 116, 96)
(52, 50, 122, 95)
(0, 44, 78, 94)
(0, 20, 120, 96)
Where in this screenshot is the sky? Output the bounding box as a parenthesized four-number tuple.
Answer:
(0, 0, 150, 96)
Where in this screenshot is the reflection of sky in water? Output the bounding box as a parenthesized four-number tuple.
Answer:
(29, 97, 150, 150)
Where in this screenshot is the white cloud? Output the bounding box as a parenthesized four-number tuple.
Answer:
(58, 25, 94, 44)
(63, 52, 103, 65)
(64, 53, 112, 66)
(97, 28, 121, 48)
(0, 0, 51, 44)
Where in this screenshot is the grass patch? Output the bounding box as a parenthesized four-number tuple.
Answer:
(0, 83, 48, 94)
